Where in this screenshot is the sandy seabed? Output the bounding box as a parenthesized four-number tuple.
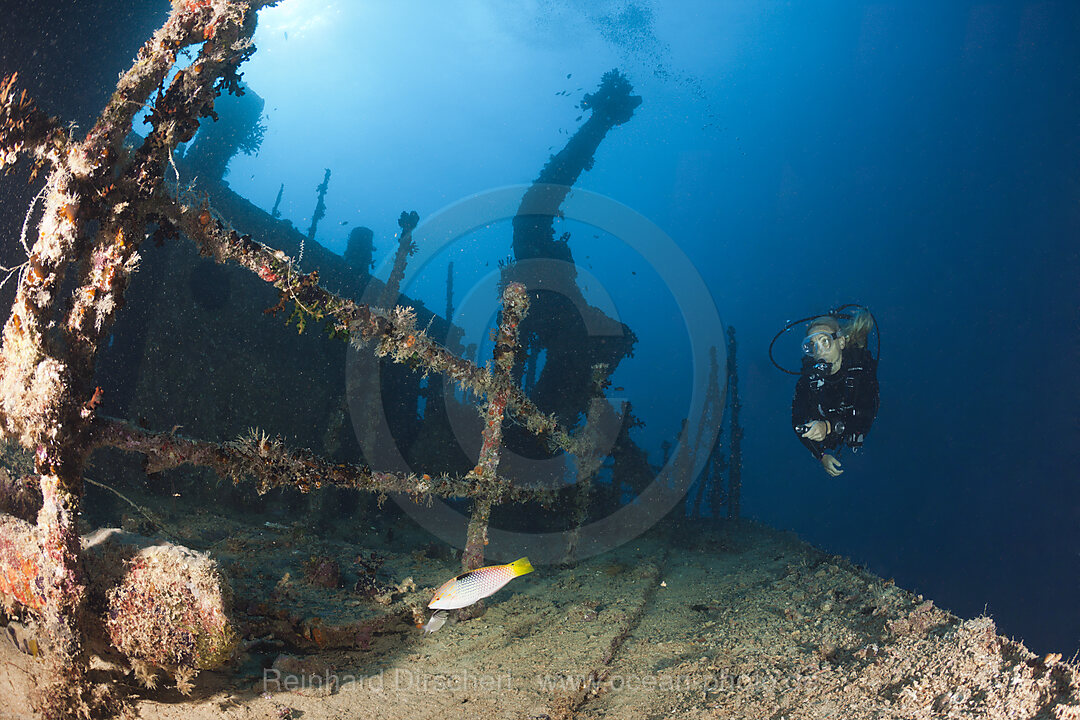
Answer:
(1, 508, 1078, 720)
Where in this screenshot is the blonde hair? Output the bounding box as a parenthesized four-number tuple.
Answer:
(841, 308, 875, 349)
(806, 316, 840, 335)
(807, 309, 875, 349)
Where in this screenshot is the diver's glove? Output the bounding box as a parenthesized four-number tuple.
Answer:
(798, 420, 831, 441)
(820, 453, 843, 477)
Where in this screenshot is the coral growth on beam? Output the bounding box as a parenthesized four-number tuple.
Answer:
(87, 416, 551, 505)
(0, 73, 65, 174)
(165, 199, 565, 442)
(461, 282, 530, 572)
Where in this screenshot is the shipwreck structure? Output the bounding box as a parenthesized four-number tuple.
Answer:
(0, 2, 548, 714)
(0, 2, 744, 717)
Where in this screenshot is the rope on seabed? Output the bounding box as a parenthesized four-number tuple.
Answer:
(551, 549, 670, 717)
(84, 476, 176, 541)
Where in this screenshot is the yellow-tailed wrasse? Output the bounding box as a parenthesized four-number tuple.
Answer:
(422, 557, 534, 633)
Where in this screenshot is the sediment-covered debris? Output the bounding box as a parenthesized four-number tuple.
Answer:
(1, 522, 236, 694)
(96, 532, 237, 693)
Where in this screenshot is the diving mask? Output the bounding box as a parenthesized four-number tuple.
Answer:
(801, 331, 839, 357)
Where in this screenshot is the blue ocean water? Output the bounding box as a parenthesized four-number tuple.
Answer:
(1, 0, 1077, 660)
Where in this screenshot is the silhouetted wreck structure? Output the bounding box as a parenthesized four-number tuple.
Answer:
(182, 80, 265, 184)
(510, 69, 641, 428)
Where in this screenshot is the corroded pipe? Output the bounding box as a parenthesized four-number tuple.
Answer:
(462, 282, 529, 572)
(87, 416, 550, 504)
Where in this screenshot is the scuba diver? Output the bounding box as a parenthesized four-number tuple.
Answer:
(775, 307, 880, 477)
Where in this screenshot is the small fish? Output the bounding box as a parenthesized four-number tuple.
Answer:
(4, 621, 39, 657)
(429, 557, 534, 611)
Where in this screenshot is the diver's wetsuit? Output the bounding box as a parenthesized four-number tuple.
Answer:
(791, 347, 879, 459)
